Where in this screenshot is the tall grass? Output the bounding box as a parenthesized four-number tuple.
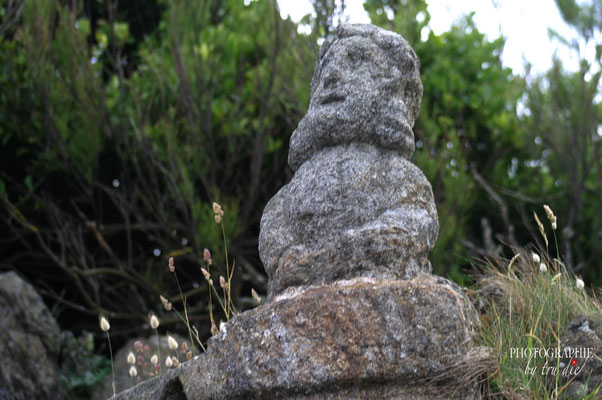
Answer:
(474, 248, 600, 399)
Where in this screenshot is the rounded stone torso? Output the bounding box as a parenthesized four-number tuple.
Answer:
(259, 143, 438, 299)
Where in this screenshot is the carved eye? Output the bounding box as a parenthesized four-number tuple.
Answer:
(348, 49, 363, 65)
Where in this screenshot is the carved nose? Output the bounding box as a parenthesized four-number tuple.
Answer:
(322, 70, 340, 89)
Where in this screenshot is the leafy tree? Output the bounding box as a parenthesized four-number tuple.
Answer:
(519, 0, 602, 283)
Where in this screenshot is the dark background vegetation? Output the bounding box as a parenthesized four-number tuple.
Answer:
(0, 0, 600, 394)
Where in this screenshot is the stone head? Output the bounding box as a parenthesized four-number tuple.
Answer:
(288, 24, 423, 170)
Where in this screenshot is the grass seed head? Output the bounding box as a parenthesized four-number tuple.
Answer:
(532, 253, 540, 263)
(533, 212, 548, 247)
(203, 248, 212, 265)
(160, 295, 172, 311)
(251, 288, 261, 304)
(201, 268, 210, 281)
(99, 315, 110, 332)
(150, 314, 160, 329)
(543, 204, 557, 230)
(167, 335, 178, 350)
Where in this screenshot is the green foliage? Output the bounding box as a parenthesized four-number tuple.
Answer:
(59, 331, 111, 400)
(363, 0, 429, 44)
(519, 0, 602, 284)
(554, 0, 602, 41)
(0, 0, 315, 337)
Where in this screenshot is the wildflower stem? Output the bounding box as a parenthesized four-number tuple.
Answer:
(553, 230, 560, 262)
(207, 261, 216, 334)
(205, 260, 228, 317)
(107, 331, 115, 397)
(171, 307, 205, 351)
(154, 328, 161, 374)
(182, 297, 196, 356)
(227, 261, 237, 317)
(209, 282, 227, 315)
(220, 222, 231, 320)
(173, 271, 195, 356)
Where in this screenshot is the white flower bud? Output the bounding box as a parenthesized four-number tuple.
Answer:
(99, 316, 110, 332)
(251, 288, 261, 304)
(127, 351, 135, 364)
(150, 314, 159, 330)
(165, 357, 173, 368)
(167, 335, 178, 350)
(576, 278, 585, 289)
(532, 253, 540, 263)
(129, 366, 137, 377)
(539, 263, 547, 273)
(151, 354, 158, 365)
(201, 268, 210, 281)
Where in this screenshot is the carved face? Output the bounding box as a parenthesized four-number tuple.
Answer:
(288, 34, 417, 170)
(311, 36, 406, 114)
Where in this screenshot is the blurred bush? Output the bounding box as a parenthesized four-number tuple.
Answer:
(0, 0, 316, 338)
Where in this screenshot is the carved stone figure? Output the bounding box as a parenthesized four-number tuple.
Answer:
(112, 24, 481, 400)
(260, 24, 438, 300)
(288, 24, 422, 169)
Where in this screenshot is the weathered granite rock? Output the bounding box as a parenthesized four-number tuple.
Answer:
(114, 275, 479, 400)
(260, 144, 438, 299)
(555, 314, 602, 399)
(0, 271, 63, 400)
(112, 23, 481, 400)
